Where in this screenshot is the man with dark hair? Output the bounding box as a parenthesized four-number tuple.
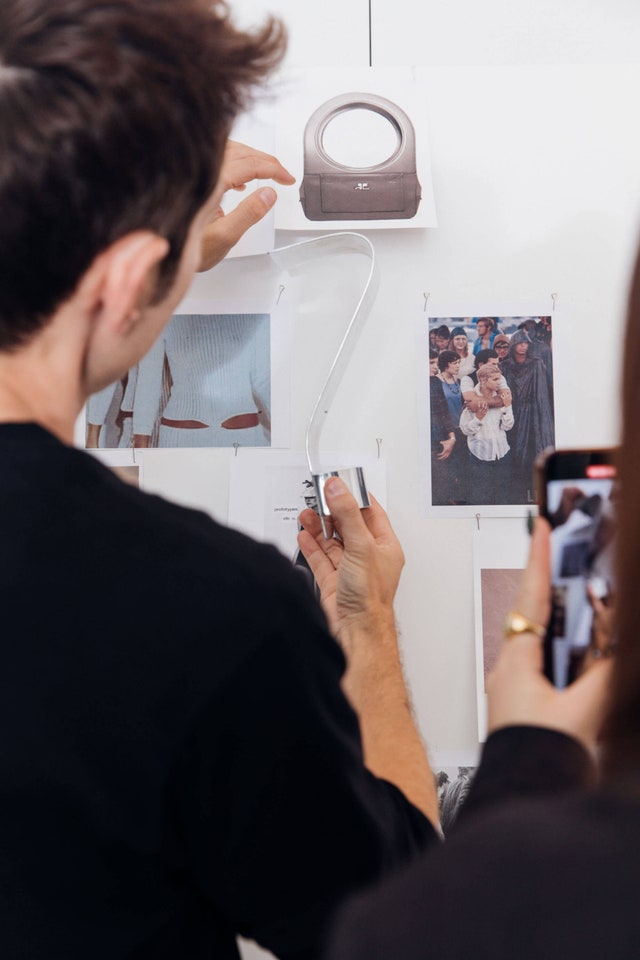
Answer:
(433, 324, 452, 351)
(0, 2, 438, 957)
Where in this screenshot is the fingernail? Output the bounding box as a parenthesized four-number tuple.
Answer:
(325, 477, 346, 498)
(526, 510, 535, 535)
(258, 187, 276, 208)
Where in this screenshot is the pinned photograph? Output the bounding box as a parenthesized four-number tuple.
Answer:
(274, 66, 437, 231)
(420, 312, 555, 516)
(479, 568, 522, 680)
(434, 764, 478, 835)
(472, 518, 529, 740)
(85, 299, 290, 450)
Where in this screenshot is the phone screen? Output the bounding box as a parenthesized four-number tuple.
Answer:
(537, 449, 617, 688)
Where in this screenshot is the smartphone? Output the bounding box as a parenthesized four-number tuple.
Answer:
(534, 447, 618, 688)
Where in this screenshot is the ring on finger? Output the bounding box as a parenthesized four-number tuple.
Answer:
(503, 610, 546, 640)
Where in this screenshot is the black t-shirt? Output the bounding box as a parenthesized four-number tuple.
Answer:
(326, 726, 640, 960)
(0, 424, 435, 959)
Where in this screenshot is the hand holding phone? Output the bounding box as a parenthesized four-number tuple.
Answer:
(487, 516, 612, 749)
(534, 447, 618, 689)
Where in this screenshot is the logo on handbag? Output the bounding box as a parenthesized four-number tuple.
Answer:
(300, 92, 421, 221)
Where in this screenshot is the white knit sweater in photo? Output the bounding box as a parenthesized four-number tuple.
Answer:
(132, 313, 271, 446)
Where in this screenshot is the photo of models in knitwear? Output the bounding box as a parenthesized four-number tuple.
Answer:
(86, 313, 272, 449)
(427, 314, 555, 509)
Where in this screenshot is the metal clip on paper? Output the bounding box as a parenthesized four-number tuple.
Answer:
(270, 233, 379, 537)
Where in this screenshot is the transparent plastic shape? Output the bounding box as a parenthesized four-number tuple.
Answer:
(270, 233, 379, 535)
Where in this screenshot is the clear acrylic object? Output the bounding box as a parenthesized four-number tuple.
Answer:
(269, 233, 379, 535)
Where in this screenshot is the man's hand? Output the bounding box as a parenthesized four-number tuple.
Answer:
(297, 479, 404, 650)
(198, 140, 295, 271)
(437, 436, 455, 461)
(298, 479, 439, 827)
(487, 518, 611, 750)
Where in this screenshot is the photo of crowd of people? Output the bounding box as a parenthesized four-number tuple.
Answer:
(428, 315, 555, 506)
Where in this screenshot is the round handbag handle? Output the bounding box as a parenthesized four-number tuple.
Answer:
(303, 92, 417, 173)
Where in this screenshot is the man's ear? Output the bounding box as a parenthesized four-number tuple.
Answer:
(93, 231, 170, 334)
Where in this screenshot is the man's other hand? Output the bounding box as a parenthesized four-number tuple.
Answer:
(198, 140, 295, 271)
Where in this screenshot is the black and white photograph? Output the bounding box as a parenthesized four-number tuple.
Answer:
(274, 66, 437, 231)
(85, 300, 290, 450)
(434, 765, 478, 836)
(228, 450, 387, 560)
(424, 314, 555, 513)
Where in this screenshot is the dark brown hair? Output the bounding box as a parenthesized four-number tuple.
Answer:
(0, 0, 286, 349)
(437, 350, 459, 372)
(474, 348, 498, 368)
(601, 239, 640, 779)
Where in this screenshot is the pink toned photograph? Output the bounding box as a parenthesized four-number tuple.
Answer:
(480, 568, 523, 686)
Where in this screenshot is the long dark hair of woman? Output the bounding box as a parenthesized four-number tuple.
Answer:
(601, 239, 640, 781)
